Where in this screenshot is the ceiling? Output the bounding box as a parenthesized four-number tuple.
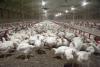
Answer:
(43, 0, 100, 15)
(0, 0, 100, 19)
(37, 0, 100, 19)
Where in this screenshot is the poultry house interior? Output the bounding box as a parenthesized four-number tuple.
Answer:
(0, 0, 100, 67)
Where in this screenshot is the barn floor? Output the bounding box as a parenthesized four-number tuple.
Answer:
(0, 48, 100, 67)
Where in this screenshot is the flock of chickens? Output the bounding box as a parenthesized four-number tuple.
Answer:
(0, 20, 100, 66)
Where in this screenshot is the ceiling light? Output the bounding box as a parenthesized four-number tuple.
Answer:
(55, 13, 62, 17)
(82, 1, 89, 6)
(58, 13, 62, 16)
(65, 10, 69, 13)
(42, 1, 46, 6)
(71, 6, 76, 11)
(55, 14, 59, 17)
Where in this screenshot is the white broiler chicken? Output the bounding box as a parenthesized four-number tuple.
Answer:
(16, 40, 35, 61)
(64, 47, 77, 61)
(52, 46, 68, 58)
(33, 34, 45, 54)
(69, 37, 84, 50)
(76, 51, 91, 67)
(65, 32, 76, 41)
(28, 34, 39, 45)
(34, 39, 44, 48)
(96, 45, 100, 53)
(44, 36, 57, 48)
(62, 38, 69, 46)
(56, 38, 63, 47)
(10, 35, 22, 48)
(57, 31, 65, 38)
(0, 37, 15, 58)
(86, 46, 95, 54)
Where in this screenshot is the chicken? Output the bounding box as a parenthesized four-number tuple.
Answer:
(16, 40, 35, 61)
